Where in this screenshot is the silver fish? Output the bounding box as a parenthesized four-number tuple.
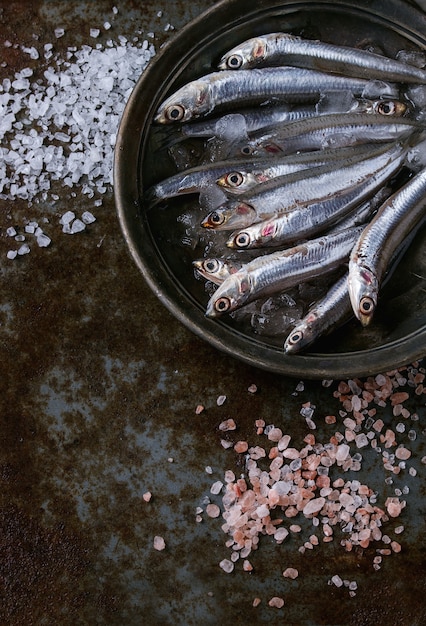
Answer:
(218, 32, 426, 84)
(206, 226, 363, 317)
(284, 273, 352, 354)
(216, 142, 400, 195)
(225, 143, 407, 248)
(202, 142, 406, 230)
(193, 258, 242, 284)
(232, 112, 422, 158)
(348, 166, 426, 326)
(154, 67, 397, 123)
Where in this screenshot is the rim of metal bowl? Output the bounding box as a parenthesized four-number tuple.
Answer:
(114, 0, 426, 379)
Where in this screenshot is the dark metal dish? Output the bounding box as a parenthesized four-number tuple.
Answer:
(114, 0, 426, 378)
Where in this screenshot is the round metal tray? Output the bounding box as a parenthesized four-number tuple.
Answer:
(114, 0, 426, 378)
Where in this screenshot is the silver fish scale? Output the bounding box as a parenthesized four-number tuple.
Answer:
(207, 67, 384, 107)
(352, 166, 426, 274)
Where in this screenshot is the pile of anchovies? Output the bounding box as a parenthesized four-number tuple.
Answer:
(150, 31, 426, 354)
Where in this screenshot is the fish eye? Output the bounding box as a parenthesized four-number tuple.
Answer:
(235, 232, 250, 248)
(205, 259, 220, 273)
(376, 100, 396, 116)
(214, 297, 231, 313)
(226, 54, 243, 69)
(166, 104, 185, 121)
(240, 145, 253, 156)
(207, 211, 225, 226)
(288, 331, 303, 345)
(360, 296, 374, 315)
(225, 171, 244, 187)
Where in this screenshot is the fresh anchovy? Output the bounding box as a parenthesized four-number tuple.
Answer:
(162, 96, 407, 145)
(193, 258, 243, 284)
(202, 142, 406, 230)
(205, 226, 363, 317)
(225, 144, 406, 248)
(348, 166, 426, 326)
(216, 142, 399, 195)
(154, 67, 398, 123)
(284, 273, 352, 354)
(219, 32, 426, 84)
(232, 112, 421, 158)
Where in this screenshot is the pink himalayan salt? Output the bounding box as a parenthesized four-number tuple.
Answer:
(219, 418, 236, 431)
(385, 497, 403, 518)
(253, 598, 261, 607)
(303, 497, 325, 516)
(268, 597, 285, 608)
(283, 567, 299, 579)
(234, 441, 248, 453)
(395, 446, 411, 460)
(142, 491, 152, 502)
(153, 536, 166, 551)
(206, 504, 221, 518)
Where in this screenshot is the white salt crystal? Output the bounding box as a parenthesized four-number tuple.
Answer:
(7, 250, 17, 260)
(6, 226, 17, 237)
(104, 22, 112, 30)
(54, 28, 65, 38)
(17, 243, 30, 255)
(70, 219, 86, 234)
(90, 29, 101, 39)
(336, 443, 350, 462)
(60, 211, 75, 225)
(82, 211, 96, 224)
(331, 574, 343, 587)
(112, 6, 118, 14)
(37, 233, 51, 248)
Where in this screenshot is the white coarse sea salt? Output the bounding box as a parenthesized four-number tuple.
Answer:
(7, 250, 18, 260)
(82, 211, 96, 224)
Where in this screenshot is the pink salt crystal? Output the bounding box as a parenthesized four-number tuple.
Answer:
(195, 404, 204, 414)
(206, 504, 221, 518)
(243, 560, 253, 571)
(219, 418, 236, 431)
(283, 567, 299, 579)
(391, 541, 402, 553)
(255, 419, 265, 428)
(234, 441, 248, 453)
(395, 446, 411, 460)
(303, 497, 325, 516)
(220, 439, 234, 449)
(142, 491, 152, 502)
(268, 427, 283, 442)
(274, 527, 289, 543)
(372, 418, 384, 432)
(278, 434, 291, 450)
(289, 524, 302, 533)
(282, 447, 300, 459)
(252, 598, 261, 607)
(153, 536, 166, 551)
(268, 597, 284, 608)
(325, 415, 337, 424)
(248, 384, 258, 394)
(385, 497, 402, 518)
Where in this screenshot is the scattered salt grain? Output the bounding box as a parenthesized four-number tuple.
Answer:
(153, 536, 166, 551)
(7, 250, 17, 260)
(219, 559, 234, 573)
(283, 567, 298, 579)
(54, 28, 65, 38)
(60, 211, 76, 226)
(205, 466, 213, 474)
(90, 28, 101, 38)
(268, 597, 284, 608)
(210, 481, 223, 495)
(195, 404, 204, 414)
(37, 233, 51, 248)
(206, 504, 221, 518)
(82, 211, 96, 224)
(252, 598, 261, 607)
(248, 384, 257, 394)
(6, 227, 17, 237)
(17, 244, 30, 255)
(142, 491, 152, 502)
(219, 419, 236, 431)
(217, 395, 227, 406)
(331, 574, 343, 588)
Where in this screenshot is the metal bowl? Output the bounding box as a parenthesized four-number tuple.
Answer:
(114, 0, 426, 379)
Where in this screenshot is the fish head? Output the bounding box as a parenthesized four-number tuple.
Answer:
(284, 312, 318, 354)
(154, 79, 212, 123)
(218, 37, 267, 70)
(217, 171, 261, 194)
(201, 202, 256, 230)
(193, 258, 236, 284)
(205, 271, 252, 317)
(348, 261, 378, 326)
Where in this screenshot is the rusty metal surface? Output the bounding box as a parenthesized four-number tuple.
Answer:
(0, 2, 425, 625)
